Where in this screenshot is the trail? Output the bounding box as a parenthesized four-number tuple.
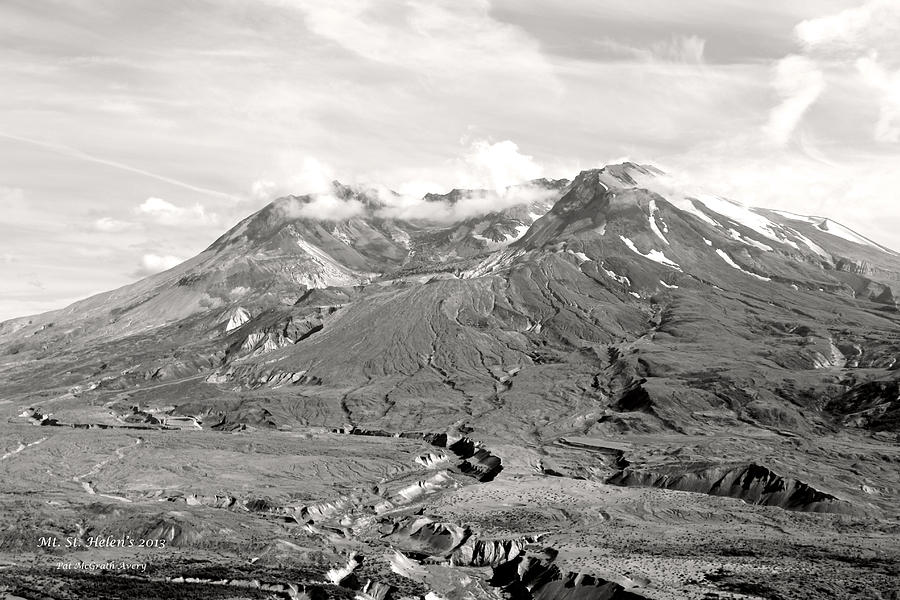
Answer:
(1, 437, 47, 461)
(71, 437, 142, 500)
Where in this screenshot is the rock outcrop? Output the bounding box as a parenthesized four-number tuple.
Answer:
(607, 462, 864, 515)
(490, 551, 648, 600)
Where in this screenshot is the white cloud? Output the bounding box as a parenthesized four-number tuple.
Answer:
(0, 186, 29, 223)
(583, 34, 706, 64)
(460, 139, 544, 192)
(764, 55, 825, 145)
(275, 193, 366, 221)
(250, 139, 556, 222)
(288, 0, 559, 94)
(855, 53, 900, 143)
(795, 0, 900, 57)
(93, 217, 138, 232)
(375, 183, 557, 223)
(136, 253, 183, 276)
(251, 155, 337, 201)
(649, 35, 706, 64)
(136, 197, 219, 227)
(787, 0, 900, 144)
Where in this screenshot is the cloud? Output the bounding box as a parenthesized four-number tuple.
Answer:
(255, 139, 560, 223)
(794, 0, 900, 58)
(0, 131, 240, 201)
(274, 193, 366, 221)
(764, 55, 825, 145)
(785, 0, 900, 144)
(134, 253, 183, 276)
(649, 35, 706, 64)
(252, 139, 558, 222)
(376, 183, 558, 223)
(92, 217, 138, 232)
(135, 197, 219, 227)
(581, 35, 706, 64)
(460, 139, 544, 192)
(0, 186, 29, 223)
(1, 185, 25, 204)
(251, 156, 337, 202)
(855, 53, 900, 142)
(287, 0, 560, 94)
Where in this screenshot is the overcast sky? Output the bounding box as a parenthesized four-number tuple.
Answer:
(2, 0, 899, 320)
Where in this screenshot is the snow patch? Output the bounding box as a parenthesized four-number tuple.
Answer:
(728, 228, 773, 252)
(506, 223, 530, 243)
(788, 229, 828, 256)
(648, 199, 669, 245)
(659, 280, 678, 289)
(619, 236, 682, 270)
(694, 195, 803, 251)
(601, 263, 630, 286)
(672, 198, 721, 227)
(473, 222, 531, 247)
(715, 249, 771, 281)
(566, 249, 591, 264)
(771, 210, 875, 248)
(817, 219, 883, 249)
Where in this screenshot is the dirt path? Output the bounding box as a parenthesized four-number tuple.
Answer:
(71, 437, 142, 500)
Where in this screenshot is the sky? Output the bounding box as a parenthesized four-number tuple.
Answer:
(1, 0, 899, 321)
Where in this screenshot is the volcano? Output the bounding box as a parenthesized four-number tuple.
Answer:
(1, 163, 898, 600)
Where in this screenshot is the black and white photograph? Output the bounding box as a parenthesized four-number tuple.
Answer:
(1, 1, 899, 599)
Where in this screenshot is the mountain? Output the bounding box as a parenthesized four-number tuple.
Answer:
(1, 163, 898, 600)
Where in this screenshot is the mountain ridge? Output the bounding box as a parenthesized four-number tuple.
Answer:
(3, 161, 895, 332)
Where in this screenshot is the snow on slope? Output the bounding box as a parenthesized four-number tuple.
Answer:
(506, 223, 531, 243)
(670, 197, 721, 227)
(693, 195, 799, 250)
(772, 210, 888, 252)
(790, 230, 828, 256)
(601, 263, 631, 286)
(728, 228, 773, 252)
(620, 236, 681, 270)
(648, 199, 669, 245)
(565, 249, 591, 264)
(715, 249, 770, 281)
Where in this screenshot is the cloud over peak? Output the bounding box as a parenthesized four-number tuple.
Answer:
(134, 253, 183, 277)
(256, 139, 561, 223)
(136, 197, 220, 227)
